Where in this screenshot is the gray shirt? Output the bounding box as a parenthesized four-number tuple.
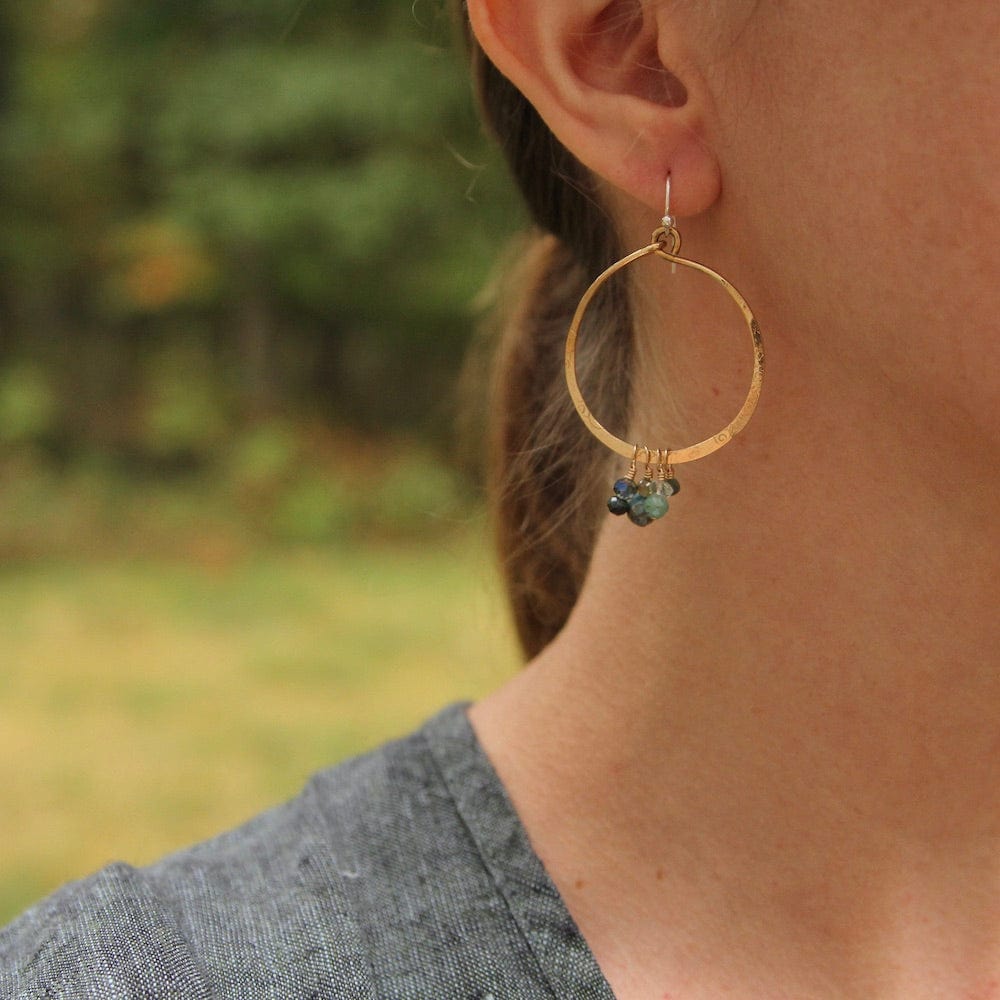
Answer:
(0, 704, 615, 999)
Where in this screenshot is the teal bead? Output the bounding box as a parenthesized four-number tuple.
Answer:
(626, 495, 651, 526)
(644, 493, 669, 519)
(627, 506, 652, 527)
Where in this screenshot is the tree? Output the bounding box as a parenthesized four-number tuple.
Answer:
(0, 0, 522, 458)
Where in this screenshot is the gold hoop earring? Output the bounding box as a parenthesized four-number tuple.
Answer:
(564, 175, 765, 526)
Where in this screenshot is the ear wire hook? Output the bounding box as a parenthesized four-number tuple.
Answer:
(664, 174, 677, 274)
(662, 175, 675, 230)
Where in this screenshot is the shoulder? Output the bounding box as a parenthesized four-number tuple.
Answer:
(1, 704, 595, 999)
(0, 861, 208, 999)
(0, 715, 442, 999)
(0, 750, 383, 998)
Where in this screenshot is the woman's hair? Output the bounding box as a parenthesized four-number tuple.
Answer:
(453, 2, 635, 659)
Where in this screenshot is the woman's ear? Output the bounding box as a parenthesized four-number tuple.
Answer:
(466, 0, 721, 218)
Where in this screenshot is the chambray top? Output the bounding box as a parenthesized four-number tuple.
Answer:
(0, 705, 614, 999)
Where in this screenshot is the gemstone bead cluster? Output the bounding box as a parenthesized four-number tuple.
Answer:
(607, 472, 680, 526)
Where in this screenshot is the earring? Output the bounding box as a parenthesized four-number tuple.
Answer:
(564, 175, 765, 526)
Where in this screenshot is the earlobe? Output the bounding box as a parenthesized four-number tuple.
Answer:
(466, 0, 721, 219)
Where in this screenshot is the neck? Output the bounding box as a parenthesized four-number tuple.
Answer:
(471, 323, 1000, 996)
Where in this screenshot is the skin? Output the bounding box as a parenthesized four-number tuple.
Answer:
(467, 0, 1000, 997)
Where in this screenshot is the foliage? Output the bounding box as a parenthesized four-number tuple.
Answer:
(0, 0, 522, 463)
(0, 424, 472, 563)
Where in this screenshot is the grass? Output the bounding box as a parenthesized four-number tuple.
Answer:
(0, 528, 520, 925)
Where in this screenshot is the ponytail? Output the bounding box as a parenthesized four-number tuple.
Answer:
(456, 3, 634, 658)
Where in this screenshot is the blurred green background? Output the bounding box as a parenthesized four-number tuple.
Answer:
(0, 0, 524, 922)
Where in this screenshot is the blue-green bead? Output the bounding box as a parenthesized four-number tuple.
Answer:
(665, 478, 681, 496)
(612, 478, 636, 498)
(627, 503, 652, 527)
(644, 493, 669, 519)
(627, 495, 650, 526)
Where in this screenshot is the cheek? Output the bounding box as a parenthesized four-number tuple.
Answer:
(717, 2, 1000, 416)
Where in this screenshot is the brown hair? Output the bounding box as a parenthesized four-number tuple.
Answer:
(454, 3, 635, 659)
